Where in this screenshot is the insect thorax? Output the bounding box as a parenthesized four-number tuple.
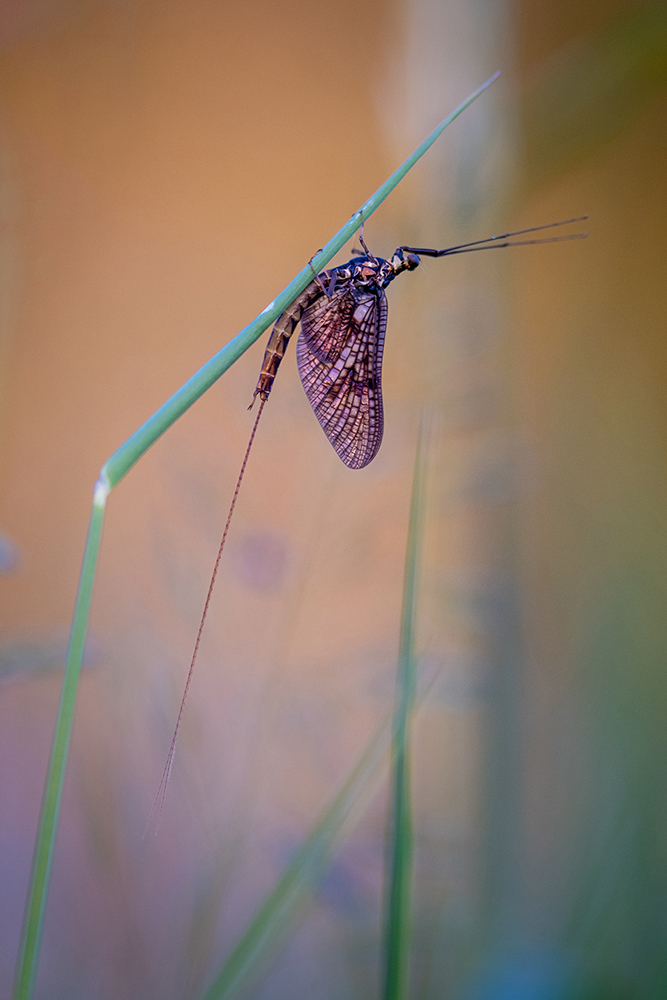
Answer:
(333, 248, 421, 292)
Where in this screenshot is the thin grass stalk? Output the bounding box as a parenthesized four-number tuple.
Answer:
(14, 75, 499, 1000)
(13, 482, 108, 1000)
(383, 424, 427, 1000)
(197, 721, 392, 1000)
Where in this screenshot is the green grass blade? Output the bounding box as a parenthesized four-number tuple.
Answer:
(197, 720, 392, 1000)
(13, 480, 109, 1000)
(383, 425, 427, 1000)
(102, 71, 499, 489)
(14, 75, 498, 1000)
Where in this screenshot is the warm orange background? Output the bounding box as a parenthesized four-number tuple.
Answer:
(1, 1, 666, 997)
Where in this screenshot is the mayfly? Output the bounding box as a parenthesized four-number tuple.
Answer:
(147, 214, 587, 828)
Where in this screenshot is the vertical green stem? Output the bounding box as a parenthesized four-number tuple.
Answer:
(383, 426, 426, 1000)
(13, 479, 109, 1000)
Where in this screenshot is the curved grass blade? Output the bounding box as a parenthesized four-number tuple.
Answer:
(13, 75, 498, 1000)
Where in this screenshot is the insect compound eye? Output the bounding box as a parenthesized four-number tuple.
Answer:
(406, 253, 420, 270)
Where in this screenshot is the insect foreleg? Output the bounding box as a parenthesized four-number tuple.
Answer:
(252, 279, 323, 404)
(307, 251, 332, 300)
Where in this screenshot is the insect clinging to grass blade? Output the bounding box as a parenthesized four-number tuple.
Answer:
(251, 216, 587, 469)
(148, 213, 587, 828)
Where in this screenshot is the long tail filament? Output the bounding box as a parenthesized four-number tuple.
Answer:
(145, 397, 267, 835)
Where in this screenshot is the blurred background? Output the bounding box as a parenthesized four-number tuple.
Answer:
(1, 0, 666, 997)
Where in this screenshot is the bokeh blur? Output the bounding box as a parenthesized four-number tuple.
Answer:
(1, 0, 667, 997)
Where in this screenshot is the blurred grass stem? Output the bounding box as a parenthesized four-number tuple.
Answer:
(13, 483, 108, 1000)
(383, 423, 426, 1000)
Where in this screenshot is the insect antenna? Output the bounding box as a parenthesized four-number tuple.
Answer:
(145, 397, 267, 835)
(400, 215, 588, 257)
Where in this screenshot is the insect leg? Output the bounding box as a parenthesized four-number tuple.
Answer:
(251, 279, 323, 405)
(357, 211, 378, 265)
(307, 250, 331, 299)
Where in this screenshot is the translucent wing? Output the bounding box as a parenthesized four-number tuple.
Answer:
(297, 288, 387, 469)
(300, 280, 355, 363)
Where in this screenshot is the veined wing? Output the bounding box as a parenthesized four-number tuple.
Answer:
(300, 279, 355, 363)
(297, 288, 387, 470)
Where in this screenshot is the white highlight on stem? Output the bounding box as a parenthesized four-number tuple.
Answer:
(93, 477, 109, 507)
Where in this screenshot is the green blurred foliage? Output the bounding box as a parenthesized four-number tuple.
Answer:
(522, 2, 667, 186)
